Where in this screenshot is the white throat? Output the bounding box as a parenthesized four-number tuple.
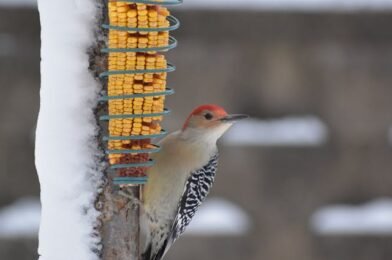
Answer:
(180, 123, 232, 147)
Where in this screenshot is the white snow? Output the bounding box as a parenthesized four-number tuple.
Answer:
(223, 116, 328, 146)
(0, 198, 41, 238)
(179, 0, 392, 11)
(311, 198, 392, 235)
(36, 1, 102, 260)
(0, 197, 250, 238)
(186, 198, 251, 236)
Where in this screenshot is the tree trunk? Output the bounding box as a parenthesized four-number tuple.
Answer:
(99, 185, 141, 260)
(89, 1, 142, 259)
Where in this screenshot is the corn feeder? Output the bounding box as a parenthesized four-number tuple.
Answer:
(99, 0, 181, 185)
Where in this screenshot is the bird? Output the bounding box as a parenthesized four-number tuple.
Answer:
(140, 104, 248, 260)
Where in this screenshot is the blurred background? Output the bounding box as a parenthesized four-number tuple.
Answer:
(1, 0, 392, 259)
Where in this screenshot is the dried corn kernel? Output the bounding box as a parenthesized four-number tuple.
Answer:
(107, 2, 171, 176)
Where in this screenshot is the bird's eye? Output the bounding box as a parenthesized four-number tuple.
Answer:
(204, 113, 213, 120)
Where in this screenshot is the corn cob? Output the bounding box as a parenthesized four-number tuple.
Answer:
(107, 1, 171, 177)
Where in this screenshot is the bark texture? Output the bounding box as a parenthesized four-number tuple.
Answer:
(99, 185, 141, 260)
(89, 1, 141, 259)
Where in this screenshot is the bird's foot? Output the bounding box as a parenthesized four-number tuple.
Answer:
(118, 189, 142, 209)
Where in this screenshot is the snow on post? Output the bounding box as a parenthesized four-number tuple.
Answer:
(36, 0, 180, 258)
(35, 1, 102, 259)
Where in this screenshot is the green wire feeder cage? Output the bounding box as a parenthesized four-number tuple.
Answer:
(100, 0, 182, 185)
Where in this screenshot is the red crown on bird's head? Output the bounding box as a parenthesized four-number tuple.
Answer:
(182, 104, 228, 130)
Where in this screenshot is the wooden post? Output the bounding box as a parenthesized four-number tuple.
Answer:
(89, 1, 142, 259)
(99, 185, 141, 260)
(90, 0, 180, 258)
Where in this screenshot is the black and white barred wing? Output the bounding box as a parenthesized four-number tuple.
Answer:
(171, 154, 219, 240)
(157, 154, 219, 259)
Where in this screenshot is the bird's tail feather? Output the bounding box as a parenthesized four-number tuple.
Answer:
(151, 239, 170, 260)
(141, 243, 152, 260)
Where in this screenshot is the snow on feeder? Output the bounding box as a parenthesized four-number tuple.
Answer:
(99, 0, 181, 185)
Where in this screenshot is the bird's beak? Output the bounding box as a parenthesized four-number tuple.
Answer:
(219, 114, 249, 123)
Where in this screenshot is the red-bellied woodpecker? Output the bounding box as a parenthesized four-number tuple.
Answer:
(141, 104, 248, 260)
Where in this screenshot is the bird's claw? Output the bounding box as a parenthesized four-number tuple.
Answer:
(118, 190, 142, 209)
